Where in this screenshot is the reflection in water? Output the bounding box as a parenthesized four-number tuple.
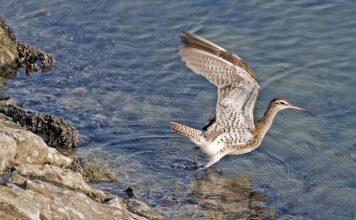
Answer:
(189, 170, 275, 219)
(0, 77, 8, 93)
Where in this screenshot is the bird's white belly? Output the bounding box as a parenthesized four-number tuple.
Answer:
(203, 141, 225, 156)
(201, 129, 262, 156)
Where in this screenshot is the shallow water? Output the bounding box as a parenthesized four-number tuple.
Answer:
(1, 0, 356, 218)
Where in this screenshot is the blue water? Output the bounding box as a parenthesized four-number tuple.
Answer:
(1, 0, 356, 218)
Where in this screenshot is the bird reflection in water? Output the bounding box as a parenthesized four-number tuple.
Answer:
(188, 170, 275, 219)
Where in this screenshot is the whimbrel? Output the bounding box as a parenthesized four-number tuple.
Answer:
(170, 32, 315, 168)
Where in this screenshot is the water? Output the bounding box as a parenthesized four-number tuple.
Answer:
(1, 0, 356, 218)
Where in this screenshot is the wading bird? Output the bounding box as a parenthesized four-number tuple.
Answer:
(170, 32, 315, 168)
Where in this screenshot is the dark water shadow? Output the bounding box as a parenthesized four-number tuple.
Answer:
(186, 169, 275, 219)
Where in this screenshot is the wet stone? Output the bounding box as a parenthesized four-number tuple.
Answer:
(17, 42, 54, 73)
(0, 19, 159, 220)
(69, 156, 116, 183)
(0, 19, 17, 77)
(0, 104, 80, 148)
(0, 115, 72, 168)
(0, 19, 54, 76)
(189, 171, 275, 219)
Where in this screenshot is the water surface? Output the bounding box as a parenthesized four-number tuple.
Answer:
(1, 0, 356, 218)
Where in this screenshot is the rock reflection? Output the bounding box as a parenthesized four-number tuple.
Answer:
(189, 170, 275, 219)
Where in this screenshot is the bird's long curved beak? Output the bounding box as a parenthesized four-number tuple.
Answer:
(289, 104, 316, 117)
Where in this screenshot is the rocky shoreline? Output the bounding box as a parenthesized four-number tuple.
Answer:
(0, 115, 161, 219)
(0, 20, 161, 220)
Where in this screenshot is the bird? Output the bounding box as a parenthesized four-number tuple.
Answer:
(170, 32, 315, 168)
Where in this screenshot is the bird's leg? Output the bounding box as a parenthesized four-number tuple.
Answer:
(192, 146, 199, 169)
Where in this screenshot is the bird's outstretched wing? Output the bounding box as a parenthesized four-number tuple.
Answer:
(180, 32, 260, 141)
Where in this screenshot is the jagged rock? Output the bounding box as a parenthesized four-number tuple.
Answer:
(0, 104, 80, 148)
(0, 97, 18, 107)
(15, 164, 109, 202)
(0, 20, 160, 220)
(0, 133, 17, 173)
(29, 114, 80, 148)
(0, 115, 161, 219)
(0, 180, 146, 220)
(0, 183, 47, 220)
(0, 19, 54, 76)
(127, 199, 162, 220)
(17, 42, 54, 73)
(0, 119, 72, 168)
(0, 116, 72, 168)
(0, 20, 17, 77)
(7, 172, 27, 185)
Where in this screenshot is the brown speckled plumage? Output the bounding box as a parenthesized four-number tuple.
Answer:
(170, 32, 314, 168)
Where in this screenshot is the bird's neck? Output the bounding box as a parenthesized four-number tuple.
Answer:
(254, 104, 280, 135)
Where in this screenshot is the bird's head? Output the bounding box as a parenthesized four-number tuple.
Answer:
(270, 97, 315, 116)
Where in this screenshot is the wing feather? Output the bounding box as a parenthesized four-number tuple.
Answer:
(179, 32, 260, 141)
(180, 32, 256, 79)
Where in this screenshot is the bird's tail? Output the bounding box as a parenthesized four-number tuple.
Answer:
(170, 122, 205, 145)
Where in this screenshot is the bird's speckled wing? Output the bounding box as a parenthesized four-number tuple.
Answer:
(180, 32, 260, 141)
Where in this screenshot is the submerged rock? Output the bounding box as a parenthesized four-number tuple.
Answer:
(0, 103, 80, 148)
(69, 156, 116, 183)
(189, 171, 275, 219)
(124, 187, 135, 199)
(0, 19, 54, 76)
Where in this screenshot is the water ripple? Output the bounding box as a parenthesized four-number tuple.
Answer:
(2, 0, 356, 218)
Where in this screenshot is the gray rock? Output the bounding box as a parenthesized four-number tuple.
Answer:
(0, 116, 72, 167)
(0, 180, 146, 220)
(0, 104, 80, 149)
(0, 19, 54, 76)
(0, 20, 17, 77)
(8, 172, 27, 185)
(0, 116, 161, 219)
(15, 164, 109, 202)
(0, 20, 160, 220)
(127, 199, 162, 220)
(17, 42, 54, 74)
(108, 196, 128, 209)
(0, 183, 52, 220)
(69, 156, 116, 183)
(0, 133, 16, 173)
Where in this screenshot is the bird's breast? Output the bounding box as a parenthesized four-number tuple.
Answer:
(220, 134, 263, 155)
